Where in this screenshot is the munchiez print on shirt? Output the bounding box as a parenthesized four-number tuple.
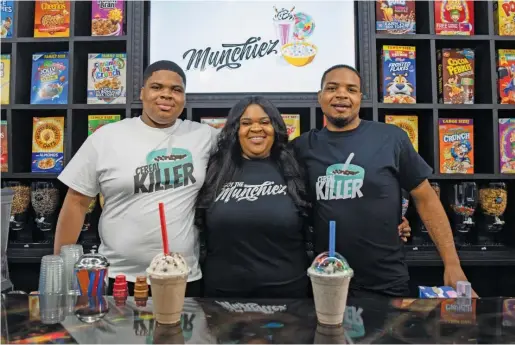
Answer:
(214, 181, 287, 203)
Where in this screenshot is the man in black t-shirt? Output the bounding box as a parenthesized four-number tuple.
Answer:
(292, 65, 476, 297)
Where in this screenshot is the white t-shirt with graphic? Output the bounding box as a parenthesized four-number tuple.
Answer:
(58, 117, 220, 283)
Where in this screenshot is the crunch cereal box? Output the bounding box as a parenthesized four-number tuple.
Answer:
(200, 117, 226, 129)
(30, 52, 69, 105)
(87, 53, 126, 104)
(499, 118, 515, 174)
(281, 114, 301, 141)
(385, 115, 418, 152)
(380, 45, 416, 104)
(376, 0, 416, 34)
(434, 0, 474, 35)
(1, 54, 10, 104)
(437, 48, 475, 104)
(1, 120, 7, 173)
(32, 117, 65, 173)
(497, 49, 515, 104)
(88, 114, 121, 136)
(92, 0, 124, 36)
(494, 0, 515, 36)
(439, 118, 474, 174)
(1, 1, 14, 38)
(34, 0, 70, 37)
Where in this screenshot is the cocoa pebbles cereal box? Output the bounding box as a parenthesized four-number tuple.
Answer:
(439, 118, 474, 174)
(87, 53, 126, 104)
(437, 48, 475, 104)
(434, 0, 474, 35)
(91, 0, 124, 36)
(380, 45, 416, 104)
(375, 0, 416, 34)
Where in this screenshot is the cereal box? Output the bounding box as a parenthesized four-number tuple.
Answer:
(385, 115, 418, 152)
(32, 117, 65, 173)
(494, 0, 515, 36)
(1, 120, 7, 172)
(30, 52, 69, 105)
(375, 0, 416, 34)
(87, 53, 126, 104)
(440, 299, 476, 325)
(1, 54, 10, 104)
(498, 49, 515, 104)
(200, 117, 226, 129)
(499, 118, 515, 173)
(88, 114, 120, 136)
(92, 0, 124, 36)
(282, 114, 301, 141)
(434, 0, 474, 35)
(380, 45, 416, 104)
(439, 118, 474, 174)
(437, 48, 475, 104)
(1, 1, 14, 38)
(34, 0, 70, 37)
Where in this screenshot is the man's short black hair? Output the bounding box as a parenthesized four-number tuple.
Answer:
(143, 60, 187, 87)
(320, 64, 361, 89)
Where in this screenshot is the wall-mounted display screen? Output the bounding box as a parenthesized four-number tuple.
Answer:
(150, 1, 356, 93)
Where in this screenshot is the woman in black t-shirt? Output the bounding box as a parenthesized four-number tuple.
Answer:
(195, 96, 410, 298)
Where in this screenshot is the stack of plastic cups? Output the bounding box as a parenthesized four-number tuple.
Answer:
(38, 255, 65, 324)
(60, 244, 84, 315)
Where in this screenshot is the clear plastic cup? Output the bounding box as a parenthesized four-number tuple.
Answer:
(60, 244, 83, 295)
(38, 255, 64, 294)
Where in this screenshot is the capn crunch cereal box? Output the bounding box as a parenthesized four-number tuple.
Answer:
(87, 53, 126, 104)
(498, 49, 515, 104)
(376, 0, 416, 34)
(34, 0, 70, 37)
(434, 0, 474, 35)
(494, 0, 515, 36)
(1, 54, 10, 105)
(380, 45, 416, 104)
(499, 118, 515, 174)
(439, 118, 474, 174)
(92, 0, 124, 36)
(282, 114, 301, 141)
(30, 52, 69, 105)
(385, 115, 418, 152)
(1, 1, 14, 38)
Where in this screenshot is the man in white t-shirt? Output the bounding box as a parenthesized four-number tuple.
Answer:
(54, 61, 219, 296)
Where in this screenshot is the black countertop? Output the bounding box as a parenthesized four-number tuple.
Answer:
(1, 294, 514, 344)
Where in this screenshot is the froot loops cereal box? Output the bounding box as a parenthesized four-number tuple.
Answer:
(34, 0, 70, 37)
(434, 0, 474, 35)
(380, 45, 417, 104)
(494, 0, 515, 36)
(439, 118, 474, 174)
(30, 52, 69, 105)
(87, 53, 126, 104)
(499, 118, 515, 174)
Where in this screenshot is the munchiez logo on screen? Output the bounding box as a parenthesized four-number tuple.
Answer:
(181, 5, 316, 72)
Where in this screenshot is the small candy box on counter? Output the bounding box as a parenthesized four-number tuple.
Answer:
(419, 286, 457, 299)
(32, 117, 65, 173)
(281, 114, 300, 141)
(499, 118, 515, 174)
(439, 118, 474, 174)
(91, 0, 124, 36)
(440, 299, 476, 325)
(33, 0, 70, 37)
(497, 49, 515, 104)
(380, 45, 417, 104)
(434, 0, 474, 35)
(375, 0, 416, 34)
(1, 0, 14, 38)
(494, 0, 515, 36)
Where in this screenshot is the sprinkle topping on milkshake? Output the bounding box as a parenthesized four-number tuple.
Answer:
(309, 251, 353, 276)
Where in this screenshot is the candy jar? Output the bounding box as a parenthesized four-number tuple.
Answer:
(31, 181, 60, 241)
(3, 181, 31, 242)
(478, 183, 508, 246)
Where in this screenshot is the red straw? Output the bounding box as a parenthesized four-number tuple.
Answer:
(158, 202, 169, 255)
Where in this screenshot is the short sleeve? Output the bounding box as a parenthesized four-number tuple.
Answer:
(58, 134, 100, 197)
(207, 126, 222, 153)
(397, 131, 433, 192)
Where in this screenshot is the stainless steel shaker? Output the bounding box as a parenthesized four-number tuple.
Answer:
(74, 249, 109, 297)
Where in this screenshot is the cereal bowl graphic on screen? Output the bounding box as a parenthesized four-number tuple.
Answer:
(273, 6, 317, 67)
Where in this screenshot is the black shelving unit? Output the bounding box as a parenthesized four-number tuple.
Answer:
(2, 1, 515, 296)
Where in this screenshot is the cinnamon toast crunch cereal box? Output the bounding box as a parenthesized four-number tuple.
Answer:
(375, 0, 416, 34)
(494, 0, 515, 36)
(1, 54, 10, 104)
(434, 0, 474, 35)
(439, 118, 474, 174)
(281, 114, 301, 141)
(380, 45, 416, 104)
(87, 53, 126, 104)
(385, 115, 418, 152)
(499, 118, 515, 174)
(498, 49, 515, 104)
(437, 48, 475, 104)
(34, 0, 70, 37)
(92, 0, 124, 36)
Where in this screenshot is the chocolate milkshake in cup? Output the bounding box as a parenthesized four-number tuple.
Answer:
(146, 252, 190, 325)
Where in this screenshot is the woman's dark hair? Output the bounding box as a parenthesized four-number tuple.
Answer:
(196, 96, 310, 217)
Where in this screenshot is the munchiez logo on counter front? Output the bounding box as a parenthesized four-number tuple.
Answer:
(215, 301, 287, 314)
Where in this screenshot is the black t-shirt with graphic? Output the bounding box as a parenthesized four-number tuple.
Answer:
(203, 158, 309, 297)
(292, 120, 433, 296)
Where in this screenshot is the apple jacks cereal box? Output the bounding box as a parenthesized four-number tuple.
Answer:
(499, 118, 515, 174)
(281, 114, 300, 141)
(92, 0, 124, 36)
(34, 0, 70, 37)
(498, 49, 515, 104)
(1, 1, 14, 38)
(380, 45, 416, 104)
(494, 0, 515, 36)
(385, 115, 418, 152)
(434, 0, 474, 35)
(32, 117, 65, 173)
(375, 0, 416, 34)
(1, 54, 10, 104)
(200, 117, 226, 129)
(439, 118, 474, 174)
(438, 48, 475, 104)
(30, 52, 69, 105)
(87, 53, 126, 104)
(88, 115, 121, 136)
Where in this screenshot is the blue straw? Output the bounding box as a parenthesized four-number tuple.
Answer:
(329, 221, 335, 257)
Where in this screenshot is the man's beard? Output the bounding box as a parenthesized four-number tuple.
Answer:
(325, 113, 357, 128)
